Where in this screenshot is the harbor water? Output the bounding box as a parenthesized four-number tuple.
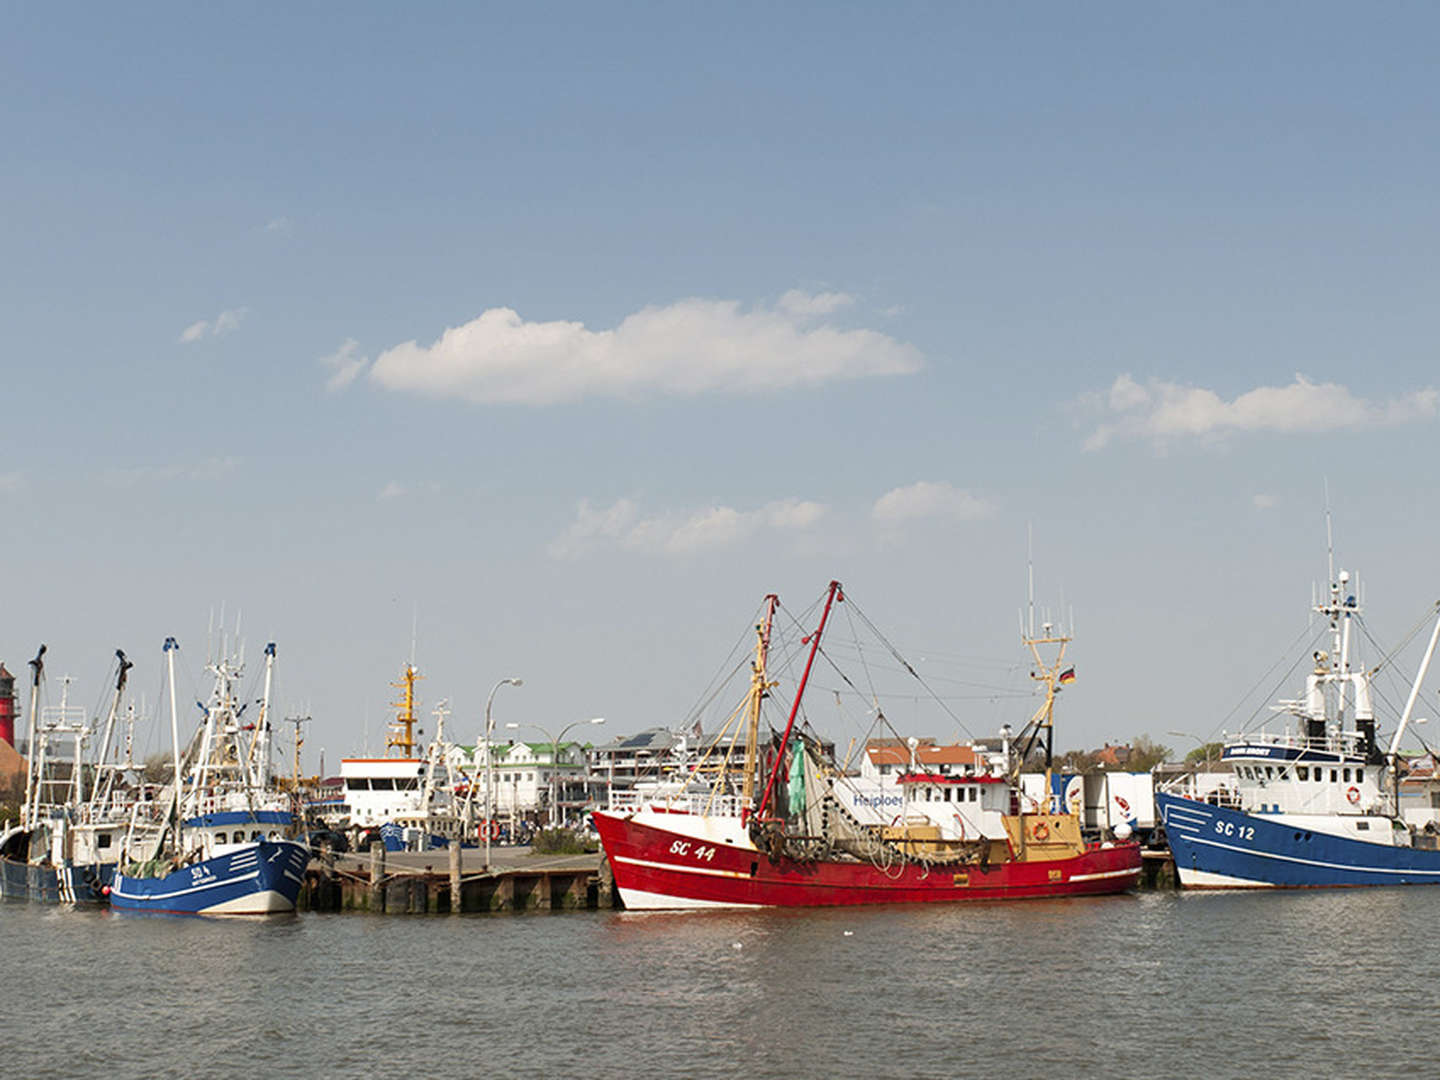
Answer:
(6, 888, 1435, 1079)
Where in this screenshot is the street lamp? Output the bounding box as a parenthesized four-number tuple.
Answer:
(509, 717, 605, 828)
(470, 677, 522, 871)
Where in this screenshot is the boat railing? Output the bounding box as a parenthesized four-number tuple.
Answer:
(608, 790, 747, 818)
(1223, 728, 1367, 756)
(1157, 769, 1241, 806)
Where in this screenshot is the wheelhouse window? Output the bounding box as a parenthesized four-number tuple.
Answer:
(1343, 769, 1351, 783)
(1330, 769, 1338, 782)
(1297, 767, 1309, 781)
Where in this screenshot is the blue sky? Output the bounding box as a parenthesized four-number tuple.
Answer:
(5, 4, 1440, 768)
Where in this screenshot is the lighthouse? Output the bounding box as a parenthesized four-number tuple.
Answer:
(0, 662, 14, 748)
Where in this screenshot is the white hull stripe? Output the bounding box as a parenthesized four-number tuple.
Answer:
(1186, 835, 1440, 877)
(1176, 867, 1280, 889)
(612, 855, 753, 881)
(111, 868, 261, 901)
(1069, 868, 1141, 883)
(1164, 814, 1212, 832)
(617, 886, 764, 911)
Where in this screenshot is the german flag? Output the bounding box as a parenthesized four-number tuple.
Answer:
(1058, 667, 1076, 684)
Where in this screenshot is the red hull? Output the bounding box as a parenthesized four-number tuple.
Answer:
(595, 811, 1142, 908)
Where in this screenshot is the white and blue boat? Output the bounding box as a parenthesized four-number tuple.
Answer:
(1158, 559, 1440, 889)
(110, 636, 309, 915)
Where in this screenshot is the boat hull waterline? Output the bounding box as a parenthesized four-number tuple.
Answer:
(109, 839, 309, 915)
(0, 857, 115, 905)
(596, 811, 1142, 909)
(1159, 792, 1440, 889)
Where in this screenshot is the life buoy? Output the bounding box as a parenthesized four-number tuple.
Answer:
(1346, 785, 1361, 806)
(1033, 822, 1050, 842)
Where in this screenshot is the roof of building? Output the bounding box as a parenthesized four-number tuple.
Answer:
(866, 743, 979, 767)
(1094, 743, 1132, 768)
(594, 728, 682, 752)
(0, 733, 24, 781)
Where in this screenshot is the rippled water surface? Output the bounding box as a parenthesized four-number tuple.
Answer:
(7, 888, 1438, 1079)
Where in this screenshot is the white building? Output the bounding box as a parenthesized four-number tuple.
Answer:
(453, 740, 594, 825)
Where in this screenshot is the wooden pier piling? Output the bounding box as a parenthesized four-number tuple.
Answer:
(303, 850, 605, 914)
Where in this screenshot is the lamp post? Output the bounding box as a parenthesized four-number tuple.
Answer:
(474, 677, 522, 871)
(509, 717, 605, 828)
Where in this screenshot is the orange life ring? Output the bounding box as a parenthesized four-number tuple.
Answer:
(1033, 822, 1050, 841)
(1346, 785, 1361, 806)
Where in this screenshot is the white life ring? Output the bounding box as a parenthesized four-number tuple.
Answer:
(1346, 785, 1361, 806)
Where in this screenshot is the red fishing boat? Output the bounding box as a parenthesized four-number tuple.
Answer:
(594, 581, 1142, 909)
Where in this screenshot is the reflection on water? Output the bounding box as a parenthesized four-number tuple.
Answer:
(6, 889, 1437, 1079)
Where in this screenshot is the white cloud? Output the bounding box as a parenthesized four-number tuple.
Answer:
(549, 496, 828, 559)
(320, 339, 369, 391)
(378, 481, 405, 501)
(102, 457, 241, 488)
(872, 482, 994, 525)
(177, 307, 248, 344)
(1083, 373, 1438, 451)
(264, 217, 292, 235)
(1252, 493, 1277, 510)
(777, 289, 854, 318)
(367, 291, 920, 405)
(0, 471, 25, 493)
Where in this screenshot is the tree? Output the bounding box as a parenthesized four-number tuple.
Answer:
(1184, 742, 1225, 766)
(1055, 748, 1097, 773)
(1128, 734, 1173, 772)
(143, 752, 173, 784)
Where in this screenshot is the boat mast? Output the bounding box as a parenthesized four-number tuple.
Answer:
(1387, 602, 1440, 814)
(61, 677, 86, 807)
(388, 663, 422, 757)
(250, 642, 277, 789)
(20, 644, 44, 828)
(165, 637, 184, 852)
(1014, 621, 1069, 810)
(89, 649, 133, 816)
(741, 595, 779, 809)
(756, 581, 842, 821)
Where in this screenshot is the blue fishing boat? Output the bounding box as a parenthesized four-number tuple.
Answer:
(1158, 554, 1440, 889)
(110, 636, 309, 915)
(109, 833, 309, 915)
